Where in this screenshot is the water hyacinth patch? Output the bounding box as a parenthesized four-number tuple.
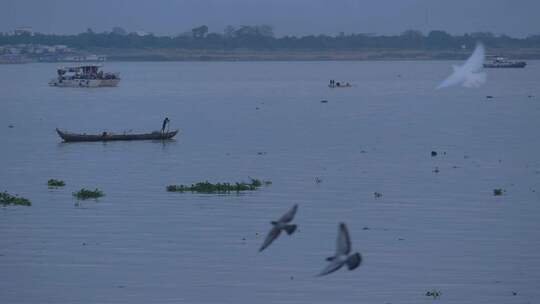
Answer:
(73, 188, 104, 200)
(48, 179, 66, 188)
(0, 191, 31, 206)
(250, 178, 262, 187)
(167, 178, 270, 193)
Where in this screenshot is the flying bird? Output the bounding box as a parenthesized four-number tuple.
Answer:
(318, 223, 362, 276)
(259, 204, 298, 252)
(437, 43, 486, 89)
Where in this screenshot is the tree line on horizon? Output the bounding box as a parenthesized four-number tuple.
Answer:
(2, 25, 540, 50)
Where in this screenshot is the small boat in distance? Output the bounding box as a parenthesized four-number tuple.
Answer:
(328, 80, 352, 88)
(483, 56, 526, 68)
(56, 128, 179, 142)
(49, 64, 120, 87)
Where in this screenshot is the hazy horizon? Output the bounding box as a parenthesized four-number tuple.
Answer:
(2, 0, 539, 38)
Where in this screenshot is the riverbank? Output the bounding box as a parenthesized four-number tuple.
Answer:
(90, 48, 540, 62)
(3, 48, 540, 63)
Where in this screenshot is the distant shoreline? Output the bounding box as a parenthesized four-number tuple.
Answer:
(93, 48, 540, 62)
(3, 48, 540, 64)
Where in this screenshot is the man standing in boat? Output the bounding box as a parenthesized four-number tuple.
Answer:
(161, 117, 170, 134)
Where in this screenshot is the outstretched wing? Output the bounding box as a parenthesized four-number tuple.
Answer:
(436, 70, 464, 89)
(463, 71, 486, 88)
(278, 204, 298, 223)
(259, 226, 281, 252)
(462, 43, 485, 73)
(436, 42, 485, 89)
(317, 260, 344, 277)
(336, 223, 352, 255)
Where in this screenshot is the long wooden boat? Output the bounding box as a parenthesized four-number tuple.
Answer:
(56, 128, 179, 142)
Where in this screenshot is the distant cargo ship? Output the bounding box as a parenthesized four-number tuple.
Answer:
(48, 64, 120, 87)
(483, 56, 526, 68)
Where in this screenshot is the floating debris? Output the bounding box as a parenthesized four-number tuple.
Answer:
(512, 291, 518, 296)
(362, 227, 370, 230)
(425, 290, 442, 299)
(486, 95, 494, 99)
(8, 125, 14, 128)
(374, 192, 383, 199)
(315, 177, 323, 184)
(167, 178, 269, 193)
(320, 100, 328, 103)
(0, 191, 31, 206)
(257, 152, 267, 156)
(431, 151, 437, 157)
(73, 188, 104, 200)
(433, 166, 440, 173)
(493, 188, 505, 196)
(47, 179, 65, 188)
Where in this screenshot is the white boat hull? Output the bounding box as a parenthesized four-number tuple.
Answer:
(49, 78, 120, 88)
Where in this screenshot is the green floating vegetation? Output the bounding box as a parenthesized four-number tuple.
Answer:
(48, 179, 66, 188)
(425, 290, 442, 299)
(73, 188, 104, 200)
(493, 188, 504, 196)
(167, 178, 270, 193)
(0, 191, 31, 206)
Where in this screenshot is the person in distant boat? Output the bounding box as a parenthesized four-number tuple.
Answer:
(161, 117, 170, 133)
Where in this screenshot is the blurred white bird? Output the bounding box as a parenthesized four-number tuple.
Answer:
(259, 204, 298, 252)
(318, 223, 362, 276)
(437, 43, 486, 89)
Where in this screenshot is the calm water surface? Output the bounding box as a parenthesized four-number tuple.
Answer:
(1, 61, 539, 303)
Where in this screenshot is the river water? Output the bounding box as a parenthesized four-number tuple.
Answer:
(1, 61, 539, 303)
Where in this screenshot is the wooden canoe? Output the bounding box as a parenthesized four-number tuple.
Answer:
(56, 128, 179, 142)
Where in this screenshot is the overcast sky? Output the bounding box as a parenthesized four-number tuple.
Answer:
(1, 0, 538, 37)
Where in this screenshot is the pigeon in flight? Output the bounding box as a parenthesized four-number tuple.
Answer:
(437, 43, 486, 89)
(318, 223, 362, 276)
(259, 204, 298, 252)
